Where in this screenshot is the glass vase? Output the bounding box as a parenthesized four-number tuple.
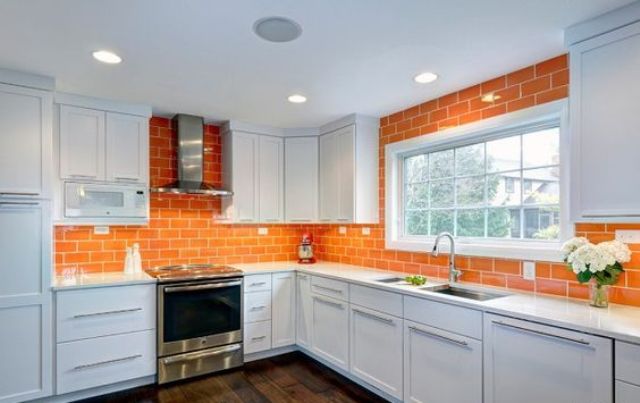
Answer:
(589, 282, 610, 308)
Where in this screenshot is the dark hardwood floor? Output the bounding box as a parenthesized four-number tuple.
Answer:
(78, 352, 389, 403)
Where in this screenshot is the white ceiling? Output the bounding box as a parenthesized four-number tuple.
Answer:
(0, 0, 633, 127)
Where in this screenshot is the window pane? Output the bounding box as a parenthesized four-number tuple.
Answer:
(405, 210, 429, 235)
(456, 143, 485, 176)
(488, 207, 520, 238)
(429, 150, 454, 179)
(430, 210, 454, 235)
(523, 128, 560, 168)
(405, 154, 428, 183)
(524, 207, 560, 240)
(405, 184, 429, 209)
(457, 209, 485, 237)
(456, 176, 485, 206)
(430, 179, 454, 208)
(523, 167, 559, 205)
(487, 136, 521, 172)
(488, 173, 520, 206)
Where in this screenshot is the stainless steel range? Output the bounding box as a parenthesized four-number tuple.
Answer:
(145, 264, 244, 384)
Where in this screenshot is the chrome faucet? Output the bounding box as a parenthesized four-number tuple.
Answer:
(431, 232, 461, 283)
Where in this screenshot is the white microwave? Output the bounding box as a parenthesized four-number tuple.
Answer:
(64, 182, 148, 219)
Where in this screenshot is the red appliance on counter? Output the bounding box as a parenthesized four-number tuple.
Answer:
(298, 233, 315, 264)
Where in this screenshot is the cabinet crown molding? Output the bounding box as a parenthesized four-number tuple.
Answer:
(55, 92, 152, 118)
(0, 67, 55, 91)
(565, 1, 640, 46)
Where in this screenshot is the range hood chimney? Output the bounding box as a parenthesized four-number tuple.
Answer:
(151, 114, 232, 196)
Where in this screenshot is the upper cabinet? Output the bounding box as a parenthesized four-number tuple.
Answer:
(0, 82, 53, 199)
(285, 137, 318, 222)
(567, 6, 640, 222)
(258, 136, 284, 223)
(105, 112, 148, 184)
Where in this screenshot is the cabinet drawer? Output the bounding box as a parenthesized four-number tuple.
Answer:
(616, 341, 640, 385)
(350, 284, 402, 316)
(244, 274, 272, 293)
(56, 284, 155, 342)
(244, 291, 272, 323)
(616, 380, 640, 403)
(56, 330, 156, 394)
(244, 320, 272, 354)
(404, 296, 482, 339)
(312, 276, 349, 301)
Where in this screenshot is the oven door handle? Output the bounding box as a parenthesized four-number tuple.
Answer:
(161, 344, 242, 364)
(163, 280, 242, 293)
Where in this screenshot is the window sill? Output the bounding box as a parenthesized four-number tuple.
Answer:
(386, 238, 564, 262)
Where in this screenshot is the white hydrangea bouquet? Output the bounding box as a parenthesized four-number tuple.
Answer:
(561, 237, 631, 307)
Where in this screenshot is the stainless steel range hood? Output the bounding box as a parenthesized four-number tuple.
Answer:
(151, 114, 232, 196)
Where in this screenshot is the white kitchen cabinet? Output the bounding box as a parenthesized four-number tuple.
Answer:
(569, 20, 640, 221)
(105, 112, 149, 184)
(350, 305, 403, 400)
(616, 381, 640, 403)
(0, 83, 52, 198)
(404, 320, 481, 403)
(311, 293, 349, 371)
(284, 137, 318, 222)
(0, 200, 52, 403)
(271, 272, 296, 348)
(296, 273, 313, 349)
(244, 321, 272, 355)
(484, 314, 612, 403)
(258, 136, 284, 223)
(318, 119, 378, 223)
(59, 105, 105, 181)
(222, 131, 259, 223)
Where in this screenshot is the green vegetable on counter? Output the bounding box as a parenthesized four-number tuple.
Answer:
(405, 275, 427, 286)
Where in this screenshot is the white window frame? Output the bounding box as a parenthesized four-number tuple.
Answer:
(385, 100, 571, 262)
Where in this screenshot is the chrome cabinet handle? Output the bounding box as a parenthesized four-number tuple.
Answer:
(250, 305, 266, 311)
(313, 284, 343, 294)
(164, 280, 242, 293)
(68, 174, 96, 178)
(250, 281, 267, 287)
(313, 296, 344, 309)
(409, 326, 469, 347)
(289, 219, 311, 222)
(493, 320, 590, 346)
(0, 201, 39, 206)
(73, 307, 142, 318)
(114, 176, 139, 181)
(352, 308, 394, 324)
(0, 192, 39, 196)
(251, 336, 267, 341)
(73, 354, 142, 370)
(161, 344, 241, 364)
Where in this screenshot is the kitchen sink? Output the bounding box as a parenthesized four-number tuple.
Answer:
(421, 284, 507, 301)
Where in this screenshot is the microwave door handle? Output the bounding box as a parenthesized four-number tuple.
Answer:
(164, 280, 242, 293)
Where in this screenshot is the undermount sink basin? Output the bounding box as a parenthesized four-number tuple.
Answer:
(422, 284, 507, 301)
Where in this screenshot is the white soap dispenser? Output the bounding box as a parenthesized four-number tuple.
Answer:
(132, 243, 142, 273)
(124, 246, 134, 274)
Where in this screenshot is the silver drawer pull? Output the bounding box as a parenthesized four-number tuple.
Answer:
(0, 201, 39, 206)
(0, 192, 39, 196)
(353, 308, 394, 324)
(289, 219, 311, 222)
(73, 307, 142, 319)
(313, 296, 344, 309)
(114, 176, 138, 181)
(493, 321, 590, 346)
(250, 282, 267, 287)
(409, 326, 468, 347)
(251, 336, 267, 341)
(250, 305, 266, 311)
(74, 354, 142, 370)
(69, 174, 96, 179)
(162, 344, 241, 364)
(313, 284, 343, 294)
(164, 280, 241, 293)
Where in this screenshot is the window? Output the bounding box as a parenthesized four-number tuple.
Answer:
(386, 101, 569, 261)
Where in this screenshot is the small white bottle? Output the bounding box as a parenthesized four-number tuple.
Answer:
(132, 243, 142, 273)
(124, 247, 134, 274)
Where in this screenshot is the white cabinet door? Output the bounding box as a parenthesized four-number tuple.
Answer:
(311, 294, 349, 370)
(0, 201, 52, 402)
(296, 273, 313, 349)
(258, 136, 283, 223)
(616, 381, 640, 403)
(350, 305, 403, 399)
(319, 132, 338, 221)
(59, 105, 105, 181)
(404, 320, 481, 403)
(271, 272, 295, 348)
(231, 132, 259, 222)
(105, 112, 148, 184)
(284, 137, 318, 222)
(336, 126, 355, 222)
(484, 314, 612, 403)
(0, 83, 52, 197)
(570, 21, 640, 221)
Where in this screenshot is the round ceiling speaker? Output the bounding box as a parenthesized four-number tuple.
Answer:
(253, 17, 302, 43)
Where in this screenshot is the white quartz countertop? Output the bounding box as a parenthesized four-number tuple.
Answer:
(235, 261, 640, 345)
(52, 271, 156, 290)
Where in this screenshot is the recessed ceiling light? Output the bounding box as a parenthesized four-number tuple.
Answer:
(253, 17, 302, 43)
(92, 50, 122, 64)
(481, 92, 502, 103)
(288, 94, 307, 103)
(414, 72, 438, 84)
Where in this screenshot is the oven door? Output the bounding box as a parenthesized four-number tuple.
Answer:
(158, 278, 243, 357)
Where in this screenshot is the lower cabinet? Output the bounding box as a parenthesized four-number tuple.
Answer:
(311, 293, 349, 370)
(350, 305, 403, 400)
(244, 320, 272, 355)
(484, 313, 613, 403)
(616, 381, 640, 403)
(272, 272, 296, 348)
(404, 320, 482, 403)
(296, 273, 313, 349)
